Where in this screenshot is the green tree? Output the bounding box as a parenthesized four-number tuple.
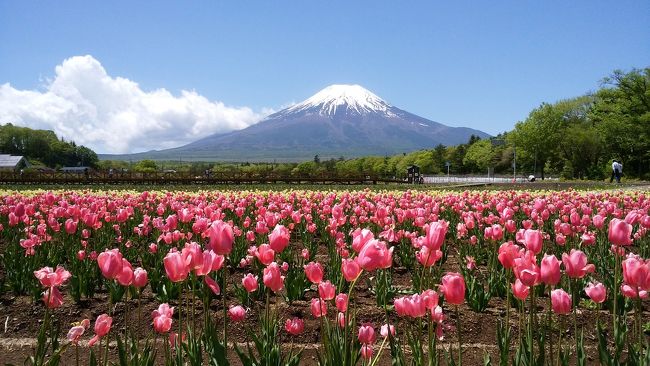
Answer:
(463, 139, 495, 172)
(590, 68, 650, 178)
(134, 160, 158, 173)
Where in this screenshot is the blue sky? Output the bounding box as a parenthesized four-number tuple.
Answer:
(0, 1, 648, 153)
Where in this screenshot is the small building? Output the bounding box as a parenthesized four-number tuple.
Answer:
(0, 154, 29, 171)
(407, 165, 421, 184)
(61, 166, 91, 174)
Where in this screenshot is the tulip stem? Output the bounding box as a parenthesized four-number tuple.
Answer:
(571, 279, 578, 362)
(456, 305, 462, 366)
(529, 291, 534, 366)
(191, 275, 196, 334)
(103, 331, 110, 366)
(137, 293, 142, 338)
(547, 290, 553, 364)
(636, 297, 642, 346)
(612, 252, 619, 339)
(178, 285, 183, 342)
(557, 315, 563, 366)
(344, 275, 361, 366)
(222, 264, 228, 358)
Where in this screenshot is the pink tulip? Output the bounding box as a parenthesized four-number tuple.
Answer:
(116, 258, 134, 286)
(341, 258, 362, 282)
(394, 294, 426, 318)
(335, 293, 348, 312)
(523, 229, 543, 254)
(592, 214, 604, 229)
(255, 244, 275, 265)
(88, 314, 112, 347)
(424, 221, 448, 250)
(358, 323, 376, 344)
(540, 254, 561, 286)
(498, 241, 520, 269)
(14, 203, 25, 218)
(152, 304, 174, 333)
(440, 272, 465, 305)
(67, 320, 89, 344)
(351, 228, 374, 253)
(34, 266, 71, 288)
(133, 267, 148, 288)
(416, 245, 442, 267)
(551, 289, 572, 314)
(421, 289, 439, 310)
(514, 251, 540, 287)
(228, 305, 247, 322)
(585, 282, 607, 303)
(356, 239, 393, 271)
(310, 298, 327, 317)
(284, 318, 305, 335)
(268, 225, 290, 253)
(242, 273, 259, 293)
(262, 262, 284, 293)
(512, 279, 530, 300)
(380, 324, 396, 338)
(64, 219, 78, 234)
(361, 344, 373, 360)
(622, 254, 650, 292)
(181, 242, 203, 271)
(608, 218, 633, 246)
(562, 249, 595, 279)
(204, 276, 221, 295)
(621, 284, 647, 298)
(209, 220, 234, 255)
(304, 262, 324, 284)
(318, 281, 336, 301)
(465, 256, 476, 271)
(580, 232, 596, 246)
(97, 249, 123, 280)
(42, 287, 64, 308)
(163, 250, 189, 282)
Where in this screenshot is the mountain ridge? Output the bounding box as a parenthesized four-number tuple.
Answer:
(101, 84, 490, 162)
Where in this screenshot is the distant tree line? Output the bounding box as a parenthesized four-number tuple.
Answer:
(0, 124, 99, 168)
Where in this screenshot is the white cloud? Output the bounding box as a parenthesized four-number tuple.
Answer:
(0, 55, 269, 153)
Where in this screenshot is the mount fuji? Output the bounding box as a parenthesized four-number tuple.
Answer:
(108, 85, 490, 161)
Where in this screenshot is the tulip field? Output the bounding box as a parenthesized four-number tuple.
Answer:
(0, 188, 649, 366)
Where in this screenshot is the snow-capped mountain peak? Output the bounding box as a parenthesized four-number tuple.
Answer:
(285, 84, 393, 116)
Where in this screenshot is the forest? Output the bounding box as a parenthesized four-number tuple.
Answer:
(0, 124, 99, 169)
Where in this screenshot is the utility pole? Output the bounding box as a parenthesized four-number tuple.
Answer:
(513, 143, 517, 182)
(445, 161, 451, 182)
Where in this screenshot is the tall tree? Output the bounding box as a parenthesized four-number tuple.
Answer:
(590, 68, 650, 178)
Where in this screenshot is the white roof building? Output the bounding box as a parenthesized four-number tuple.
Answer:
(0, 154, 29, 171)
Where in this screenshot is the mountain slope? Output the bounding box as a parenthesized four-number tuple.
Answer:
(104, 85, 490, 161)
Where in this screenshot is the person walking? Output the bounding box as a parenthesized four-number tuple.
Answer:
(615, 160, 623, 183)
(610, 160, 618, 183)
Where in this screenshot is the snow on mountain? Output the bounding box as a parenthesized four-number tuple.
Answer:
(283, 84, 394, 117)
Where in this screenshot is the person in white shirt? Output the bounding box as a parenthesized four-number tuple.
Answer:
(615, 161, 622, 183)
